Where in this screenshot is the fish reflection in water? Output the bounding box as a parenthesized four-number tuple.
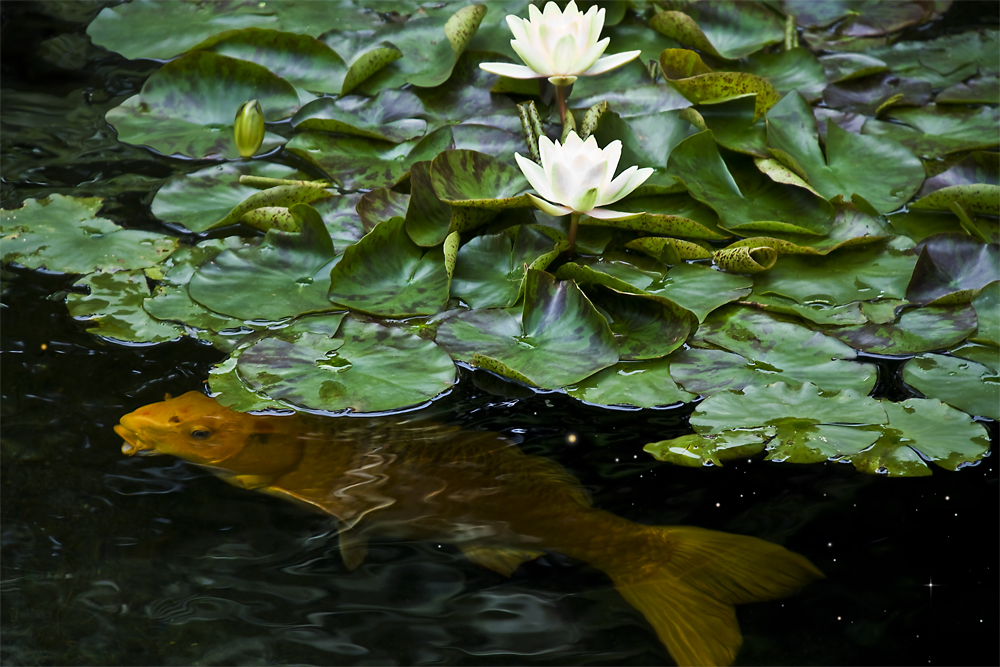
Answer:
(116, 392, 823, 666)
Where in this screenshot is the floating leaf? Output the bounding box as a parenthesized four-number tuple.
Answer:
(450, 226, 555, 309)
(650, 4, 783, 60)
(194, 27, 349, 95)
(766, 92, 925, 214)
(105, 51, 298, 159)
(328, 216, 450, 318)
(738, 293, 869, 326)
(752, 237, 917, 306)
(429, 149, 531, 208)
(670, 306, 876, 396)
(918, 151, 999, 197)
(659, 50, 780, 122)
(645, 429, 772, 468)
(697, 96, 768, 157)
(357, 189, 410, 231)
(1, 194, 176, 274)
(972, 281, 1000, 346)
(819, 53, 888, 84)
(821, 74, 931, 117)
(582, 285, 697, 361)
(739, 47, 827, 101)
(189, 205, 337, 321)
(404, 161, 495, 247)
(862, 105, 1000, 159)
(668, 131, 835, 235)
(905, 234, 1000, 305)
(151, 162, 305, 234)
(66, 270, 184, 344)
(819, 304, 978, 355)
(435, 270, 618, 388)
(237, 315, 456, 414)
(713, 246, 777, 274)
(903, 354, 1000, 420)
(292, 90, 427, 143)
(567, 358, 696, 409)
(597, 193, 727, 240)
(910, 185, 1000, 216)
(339, 46, 404, 96)
(286, 126, 455, 190)
(852, 399, 991, 476)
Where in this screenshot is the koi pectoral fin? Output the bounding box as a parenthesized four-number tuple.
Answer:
(339, 529, 368, 571)
(459, 545, 545, 577)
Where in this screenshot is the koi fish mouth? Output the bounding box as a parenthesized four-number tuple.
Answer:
(114, 424, 160, 456)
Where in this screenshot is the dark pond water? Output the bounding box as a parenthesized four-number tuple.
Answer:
(2, 3, 998, 666)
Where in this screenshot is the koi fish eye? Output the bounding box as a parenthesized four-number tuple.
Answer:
(190, 429, 212, 440)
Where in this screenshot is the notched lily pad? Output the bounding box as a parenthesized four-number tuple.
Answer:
(2, 194, 176, 274)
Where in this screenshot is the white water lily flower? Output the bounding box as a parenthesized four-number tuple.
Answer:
(479, 0, 641, 86)
(515, 132, 653, 220)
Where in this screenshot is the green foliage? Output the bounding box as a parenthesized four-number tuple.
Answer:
(6, 0, 997, 474)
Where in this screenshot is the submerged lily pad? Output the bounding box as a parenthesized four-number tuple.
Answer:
(435, 270, 618, 388)
(1, 194, 176, 274)
(567, 358, 697, 409)
(328, 216, 450, 318)
(903, 353, 1000, 420)
(236, 315, 456, 414)
(189, 205, 337, 321)
(106, 51, 299, 159)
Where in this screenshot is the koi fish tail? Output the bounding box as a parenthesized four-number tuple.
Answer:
(604, 525, 824, 667)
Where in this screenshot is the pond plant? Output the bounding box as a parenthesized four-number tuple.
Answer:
(1, 0, 997, 481)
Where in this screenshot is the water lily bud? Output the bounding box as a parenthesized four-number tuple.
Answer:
(234, 99, 264, 158)
(479, 1, 640, 86)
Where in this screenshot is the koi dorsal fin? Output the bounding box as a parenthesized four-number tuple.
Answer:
(459, 545, 545, 577)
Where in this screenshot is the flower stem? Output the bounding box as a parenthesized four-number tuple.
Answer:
(568, 212, 580, 254)
(556, 85, 567, 127)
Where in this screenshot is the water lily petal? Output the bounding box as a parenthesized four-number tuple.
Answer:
(551, 33, 582, 74)
(571, 37, 610, 74)
(511, 38, 553, 76)
(584, 207, 644, 220)
(584, 50, 642, 76)
(506, 15, 528, 43)
(528, 3, 544, 23)
(603, 166, 654, 205)
(572, 186, 600, 213)
(479, 62, 544, 79)
(550, 159, 579, 205)
(515, 153, 560, 203)
(586, 5, 605, 45)
(601, 139, 623, 184)
(527, 193, 573, 217)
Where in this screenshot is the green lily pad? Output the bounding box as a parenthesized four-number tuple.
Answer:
(753, 236, 917, 306)
(355, 4, 486, 91)
(819, 303, 978, 355)
(435, 269, 619, 389)
(936, 72, 1000, 105)
(819, 53, 889, 84)
(905, 234, 1000, 305)
(429, 149, 531, 207)
(357, 189, 411, 231)
(852, 399, 991, 476)
(727, 201, 891, 255)
(151, 162, 306, 234)
(143, 285, 246, 351)
(740, 47, 827, 102)
(670, 306, 877, 396)
(189, 204, 337, 321)
(886, 208, 999, 245)
(866, 30, 999, 89)
(404, 160, 496, 247)
(917, 151, 999, 198)
(66, 270, 184, 344)
(650, 4, 783, 60)
(582, 284, 697, 361)
(788, 0, 935, 36)
(236, 315, 456, 414)
(668, 131, 835, 235)
(697, 96, 768, 157)
(738, 293, 869, 326)
(645, 428, 773, 468)
(208, 356, 286, 413)
(587, 105, 697, 173)
(903, 354, 1000, 420)
(105, 51, 299, 159)
(952, 341, 1000, 374)
(194, 27, 349, 95)
(1, 194, 176, 274)
(910, 184, 1000, 216)
(972, 281, 1000, 346)
(570, 84, 691, 119)
(659, 50, 780, 122)
(312, 193, 367, 250)
(292, 90, 427, 143)
(567, 358, 697, 409)
(285, 126, 455, 191)
(821, 74, 932, 117)
(766, 92, 925, 214)
(597, 193, 727, 240)
(450, 226, 556, 309)
(328, 216, 451, 318)
(862, 105, 1000, 159)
